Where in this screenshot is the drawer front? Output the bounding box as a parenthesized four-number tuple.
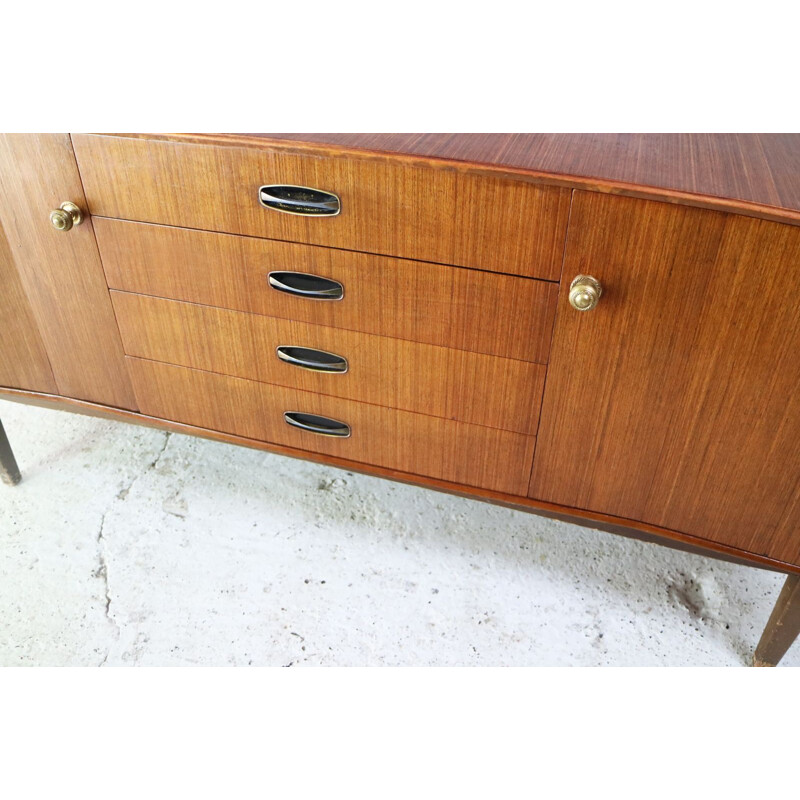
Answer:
(112, 292, 545, 435)
(94, 219, 559, 364)
(128, 357, 536, 495)
(74, 134, 571, 280)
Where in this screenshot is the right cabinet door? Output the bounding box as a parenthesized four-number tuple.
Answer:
(529, 191, 800, 566)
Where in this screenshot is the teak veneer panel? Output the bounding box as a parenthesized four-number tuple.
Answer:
(72, 134, 571, 280)
(94, 218, 559, 364)
(530, 192, 800, 566)
(128, 358, 536, 495)
(0, 134, 136, 409)
(0, 221, 57, 393)
(112, 292, 545, 435)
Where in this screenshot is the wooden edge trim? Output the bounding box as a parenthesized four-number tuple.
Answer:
(87, 133, 800, 228)
(2, 385, 796, 576)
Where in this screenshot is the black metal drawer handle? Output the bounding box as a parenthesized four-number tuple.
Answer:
(259, 185, 340, 216)
(268, 271, 344, 301)
(284, 411, 351, 438)
(276, 346, 348, 374)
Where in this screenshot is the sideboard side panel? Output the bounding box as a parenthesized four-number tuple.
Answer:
(0, 134, 136, 409)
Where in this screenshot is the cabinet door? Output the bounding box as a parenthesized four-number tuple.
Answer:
(0, 134, 135, 409)
(530, 191, 800, 566)
(0, 220, 57, 393)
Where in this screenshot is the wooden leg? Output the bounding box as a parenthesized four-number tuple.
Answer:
(0, 419, 21, 486)
(753, 574, 800, 666)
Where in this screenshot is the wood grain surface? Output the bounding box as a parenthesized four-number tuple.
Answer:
(0, 134, 136, 409)
(530, 191, 800, 566)
(94, 218, 559, 363)
(72, 134, 572, 279)
(0, 220, 57, 393)
(127, 357, 536, 495)
(111, 291, 546, 434)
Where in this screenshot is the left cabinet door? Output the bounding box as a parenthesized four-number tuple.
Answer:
(0, 134, 136, 409)
(0, 218, 57, 393)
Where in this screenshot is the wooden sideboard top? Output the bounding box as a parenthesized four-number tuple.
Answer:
(263, 133, 800, 220)
(113, 133, 799, 226)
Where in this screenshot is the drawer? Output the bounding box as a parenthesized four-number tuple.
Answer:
(128, 357, 536, 495)
(74, 134, 571, 280)
(94, 219, 558, 364)
(112, 292, 546, 435)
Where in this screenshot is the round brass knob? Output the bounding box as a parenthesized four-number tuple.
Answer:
(49, 201, 83, 232)
(569, 275, 602, 311)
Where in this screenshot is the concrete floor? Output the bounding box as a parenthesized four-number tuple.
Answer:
(0, 397, 797, 667)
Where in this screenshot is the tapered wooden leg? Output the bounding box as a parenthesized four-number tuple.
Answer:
(0, 419, 21, 486)
(753, 574, 800, 667)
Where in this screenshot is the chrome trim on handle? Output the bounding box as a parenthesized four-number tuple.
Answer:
(284, 411, 351, 438)
(259, 185, 341, 216)
(276, 346, 348, 374)
(267, 271, 344, 301)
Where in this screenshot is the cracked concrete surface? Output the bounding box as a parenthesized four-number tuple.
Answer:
(0, 398, 798, 667)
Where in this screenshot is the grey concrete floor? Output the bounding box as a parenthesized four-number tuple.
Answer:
(0, 397, 797, 667)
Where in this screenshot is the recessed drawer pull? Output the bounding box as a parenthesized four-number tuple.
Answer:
(276, 345, 348, 374)
(267, 271, 344, 301)
(259, 185, 341, 216)
(284, 411, 351, 438)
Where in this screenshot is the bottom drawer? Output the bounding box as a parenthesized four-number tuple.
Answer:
(128, 357, 536, 495)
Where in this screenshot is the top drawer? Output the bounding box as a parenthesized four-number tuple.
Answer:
(72, 134, 571, 280)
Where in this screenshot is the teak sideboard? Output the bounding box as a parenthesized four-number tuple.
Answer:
(1, 133, 799, 666)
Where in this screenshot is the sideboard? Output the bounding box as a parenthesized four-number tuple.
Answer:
(1, 133, 798, 665)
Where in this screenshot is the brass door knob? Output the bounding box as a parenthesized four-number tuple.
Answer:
(569, 275, 602, 311)
(49, 201, 83, 232)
